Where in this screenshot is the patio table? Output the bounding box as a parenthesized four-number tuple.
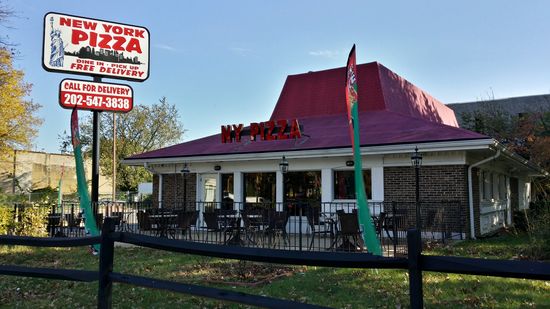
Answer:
(149, 213, 178, 238)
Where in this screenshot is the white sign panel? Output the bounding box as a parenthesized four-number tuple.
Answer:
(43, 12, 150, 81)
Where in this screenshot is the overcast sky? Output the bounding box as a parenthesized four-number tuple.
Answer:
(7, 0, 550, 153)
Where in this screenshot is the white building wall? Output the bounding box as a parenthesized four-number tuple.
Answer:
(150, 151, 469, 209)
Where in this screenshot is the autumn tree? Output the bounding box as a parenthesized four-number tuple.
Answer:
(0, 48, 42, 159)
(0, 3, 42, 159)
(60, 97, 185, 191)
(460, 100, 550, 197)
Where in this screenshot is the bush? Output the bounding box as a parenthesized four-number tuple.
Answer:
(0, 203, 49, 237)
(513, 210, 529, 232)
(520, 200, 550, 260)
(0, 205, 14, 234)
(14, 205, 48, 237)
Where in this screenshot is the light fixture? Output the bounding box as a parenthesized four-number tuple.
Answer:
(180, 163, 190, 209)
(180, 163, 190, 174)
(411, 146, 423, 168)
(345, 160, 354, 167)
(411, 147, 422, 231)
(214, 165, 221, 171)
(279, 156, 289, 174)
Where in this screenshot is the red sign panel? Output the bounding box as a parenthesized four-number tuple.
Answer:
(59, 79, 133, 113)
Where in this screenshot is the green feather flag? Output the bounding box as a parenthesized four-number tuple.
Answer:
(345, 45, 382, 255)
(71, 109, 101, 253)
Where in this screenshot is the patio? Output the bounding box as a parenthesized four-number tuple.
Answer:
(42, 200, 465, 257)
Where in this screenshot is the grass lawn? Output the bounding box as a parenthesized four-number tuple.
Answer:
(0, 233, 548, 308)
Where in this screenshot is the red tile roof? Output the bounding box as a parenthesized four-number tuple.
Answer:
(127, 62, 487, 160)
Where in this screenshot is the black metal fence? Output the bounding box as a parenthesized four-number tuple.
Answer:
(8, 200, 466, 257)
(1, 218, 548, 308)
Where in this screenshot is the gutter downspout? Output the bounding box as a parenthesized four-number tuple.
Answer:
(468, 149, 501, 240)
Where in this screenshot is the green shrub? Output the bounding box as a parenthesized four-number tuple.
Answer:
(0, 205, 14, 234)
(14, 205, 48, 237)
(521, 200, 550, 260)
(513, 210, 529, 231)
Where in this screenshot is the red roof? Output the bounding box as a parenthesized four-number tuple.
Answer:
(127, 62, 486, 160)
(270, 62, 458, 127)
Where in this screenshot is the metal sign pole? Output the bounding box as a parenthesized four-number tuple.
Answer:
(92, 76, 101, 205)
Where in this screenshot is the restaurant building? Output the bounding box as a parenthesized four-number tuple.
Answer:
(123, 62, 546, 239)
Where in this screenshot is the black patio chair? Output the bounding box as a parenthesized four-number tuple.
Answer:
(306, 206, 333, 250)
(201, 211, 231, 243)
(176, 211, 196, 240)
(264, 211, 289, 248)
(424, 209, 444, 240)
(64, 213, 83, 237)
(335, 211, 363, 252)
(94, 213, 104, 230)
(137, 210, 153, 234)
(47, 213, 63, 237)
(111, 211, 123, 230)
(242, 208, 267, 245)
(374, 212, 390, 239)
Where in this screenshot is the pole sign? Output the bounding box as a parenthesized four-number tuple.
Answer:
(43, 12, 150, 82)
(59, 79, 133, 113)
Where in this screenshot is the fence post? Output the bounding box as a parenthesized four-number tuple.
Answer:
(98, 217, 115, 309)
(392, 201, 397, 255)
(298, 206, 302, 251)
(407, 229, 423, 309)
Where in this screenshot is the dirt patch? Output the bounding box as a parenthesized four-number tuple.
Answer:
(177, 260, 305, 287)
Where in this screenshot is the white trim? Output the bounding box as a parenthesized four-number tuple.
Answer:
(158, 174, 163, 209)
(321, 168, 333, 203)
(276, 171, 283, 211)
(233, 172, 243, 204)
(371, 166, 384, 201)
(122, 139, 495, 166)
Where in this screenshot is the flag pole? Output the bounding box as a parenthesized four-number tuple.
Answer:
(345, 44, 382, 255)
(71, 108, 101, 253)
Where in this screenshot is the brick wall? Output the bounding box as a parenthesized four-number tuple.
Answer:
(152, 173, 197, 209)
(384, 165, 470, 237)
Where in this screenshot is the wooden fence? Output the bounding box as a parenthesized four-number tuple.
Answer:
(0, 218, 549, 308)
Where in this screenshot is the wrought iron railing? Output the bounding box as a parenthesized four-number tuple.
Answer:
(5, 200, 466, 257)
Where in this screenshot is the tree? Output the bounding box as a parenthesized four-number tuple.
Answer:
(60, 97, 185, 191)
(0, 2, 16, 54)
(461, 101, 550, 198)
(0, 47, 42, 159)
(0, 3, 42, 159)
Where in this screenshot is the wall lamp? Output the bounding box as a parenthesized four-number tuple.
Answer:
(279, 156, 289, 174)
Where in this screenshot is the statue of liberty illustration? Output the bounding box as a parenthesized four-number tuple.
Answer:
(49, 16, 65, 67)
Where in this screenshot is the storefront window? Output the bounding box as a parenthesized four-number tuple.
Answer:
(243, 172, 276, 205)
(284, 171, 321, 214)
(221, 173, 234, 210)
(333, 170, 372, 200)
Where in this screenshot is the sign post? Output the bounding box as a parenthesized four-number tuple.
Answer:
(92, 76, 101, 207)
(43, 12, 149, 250)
